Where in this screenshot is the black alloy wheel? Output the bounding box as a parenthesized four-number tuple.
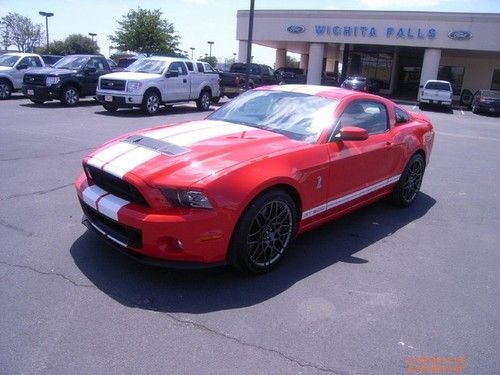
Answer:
(392, 154, 425, 207)
(228, 190, 297, 274)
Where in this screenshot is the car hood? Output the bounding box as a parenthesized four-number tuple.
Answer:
(27, 68, 77, 76)
(85, 119, 304, 187)
(100, 71, 162, 81)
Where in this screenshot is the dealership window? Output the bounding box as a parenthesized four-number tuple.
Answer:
(491, 69, 500, 91)
(348, 52, 393, 90)
(438, 66, 464, 95)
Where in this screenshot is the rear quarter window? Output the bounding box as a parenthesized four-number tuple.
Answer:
(425, 82, 452, 91)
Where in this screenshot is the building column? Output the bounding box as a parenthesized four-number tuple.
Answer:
(419, 48, 441, 87)
(238, 41, 248, 63)
(307, 43, 325, 85)
(275, 48, 287, 69)
(299, 54, 309, 70)
(340, 44, 350, 81)
(389, 47, 399, 95)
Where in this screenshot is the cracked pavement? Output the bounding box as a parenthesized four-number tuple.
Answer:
(1, 95, 499, 374)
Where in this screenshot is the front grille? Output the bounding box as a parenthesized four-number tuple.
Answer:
(23, 74, 45, 86)
(100, 79, 126, 91)
(86, 165, 149, 207)
(80, 199, 143, 249)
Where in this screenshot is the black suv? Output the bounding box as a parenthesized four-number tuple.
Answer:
(22, 54, 111, 106)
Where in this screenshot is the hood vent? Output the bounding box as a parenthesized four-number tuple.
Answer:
(122, 135, 191, 157)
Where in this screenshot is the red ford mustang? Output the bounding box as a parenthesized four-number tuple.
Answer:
(75, 85, 434, 273)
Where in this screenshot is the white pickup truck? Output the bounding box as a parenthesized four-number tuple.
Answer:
(96, 56, 220, 115)
(418, 80, 453, 109)
(0, 53, 45, 99)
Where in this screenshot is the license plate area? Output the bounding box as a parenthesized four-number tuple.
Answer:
(105, 95, 113, 102)
(27, 89, 34, 95)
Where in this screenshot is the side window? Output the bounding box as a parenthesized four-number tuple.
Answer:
(196, 62, 204, 73)
(337, 101, 388, 135)
(87, 58, 105, 70)
(185, 62, 194, 71)
(168, 62, 187, 75)
(203, 63, 215, 73)
(19, 57, 40, 67)
(395, 107, 410, 124)
(250, 65, 260, 75)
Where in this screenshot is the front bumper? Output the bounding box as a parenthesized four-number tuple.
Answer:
(96, 90, 143, 107)
(22, 85, 62, 101)
(75, 174, 230, 267)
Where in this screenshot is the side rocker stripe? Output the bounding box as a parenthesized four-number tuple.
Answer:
(301, 175, 401, 220)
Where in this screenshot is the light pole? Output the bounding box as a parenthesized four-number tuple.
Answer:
(39, 11, 54, 51)
(88, 33, 97, 41)
(207, 41, 214, 57)
(190, 47, 195, 59)
(233, 52, 237, 63)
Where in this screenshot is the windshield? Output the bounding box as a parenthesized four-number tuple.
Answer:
(208, 90, 339, 143)
(125, 59, 167, 74)
(425, 81, 451, 91)
(481, 90, 500, 99)
(53, 56, 89, 70)
(0, 55, 20, 67)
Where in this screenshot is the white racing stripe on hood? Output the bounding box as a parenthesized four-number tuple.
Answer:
(103, 147, 160, 178)
(88, 142, 137, 168)
(145, 121, 217, 140)
(92, 123, 253, 179)
(166, 123, 252, 146)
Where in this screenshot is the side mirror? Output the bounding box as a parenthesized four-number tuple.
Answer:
(165, 71, 179, 78)
(340, 126, 369, 141)
(84, 66, 97, 74)
(16, 63, 29, 70)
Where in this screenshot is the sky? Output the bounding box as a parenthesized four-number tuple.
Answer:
(1, 0, 500, 65)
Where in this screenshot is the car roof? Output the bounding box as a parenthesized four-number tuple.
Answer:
(4, 52, 40, 57)
(256, 84, 381, 101)
(425, 80, 451, 84)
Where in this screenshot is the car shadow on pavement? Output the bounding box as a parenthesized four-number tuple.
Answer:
(419, 105, 453, 114)
(94, 105, 214, 118)
(70, 193, 435, 313)
(20, 99, 101, 108)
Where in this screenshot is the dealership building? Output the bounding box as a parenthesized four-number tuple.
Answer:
(236, 10, 500, 98)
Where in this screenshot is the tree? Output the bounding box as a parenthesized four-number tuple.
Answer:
(286, 56, 299, 68)
(109, 8, 180, 57)
(200, 56, 217, 67)
(37, 34, 99, 55)
(1, 12, 44, 52)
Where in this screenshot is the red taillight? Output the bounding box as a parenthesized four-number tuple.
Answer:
(235, 76, 240, 86)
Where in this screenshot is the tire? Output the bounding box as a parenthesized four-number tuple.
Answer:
(196, 90, 212, 111)
(61, 86, 80, 106)
(418, 102, 424, 110)
(212, 96, 220, 104)
(227, 94, 238, 99)
(103, 105, 118, 112)
(227, 189, 298, 274)
(0, 79, 13, 100)
(391, 154, 425, 207)
(141, 90, 161, 115)
(472, 105, 478, 114)
(30, 99, 44, 104)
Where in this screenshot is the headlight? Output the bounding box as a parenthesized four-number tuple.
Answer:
(126, 81, 142, 93)
(46, 76, 60, 86)
(161, 189, 213, 209)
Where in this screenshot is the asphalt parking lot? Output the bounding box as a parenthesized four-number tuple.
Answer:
(0, 94, 499, 374)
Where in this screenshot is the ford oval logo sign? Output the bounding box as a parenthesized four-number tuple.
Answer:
(448, 30, 472, 41)
(287, 25, 306, 34)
